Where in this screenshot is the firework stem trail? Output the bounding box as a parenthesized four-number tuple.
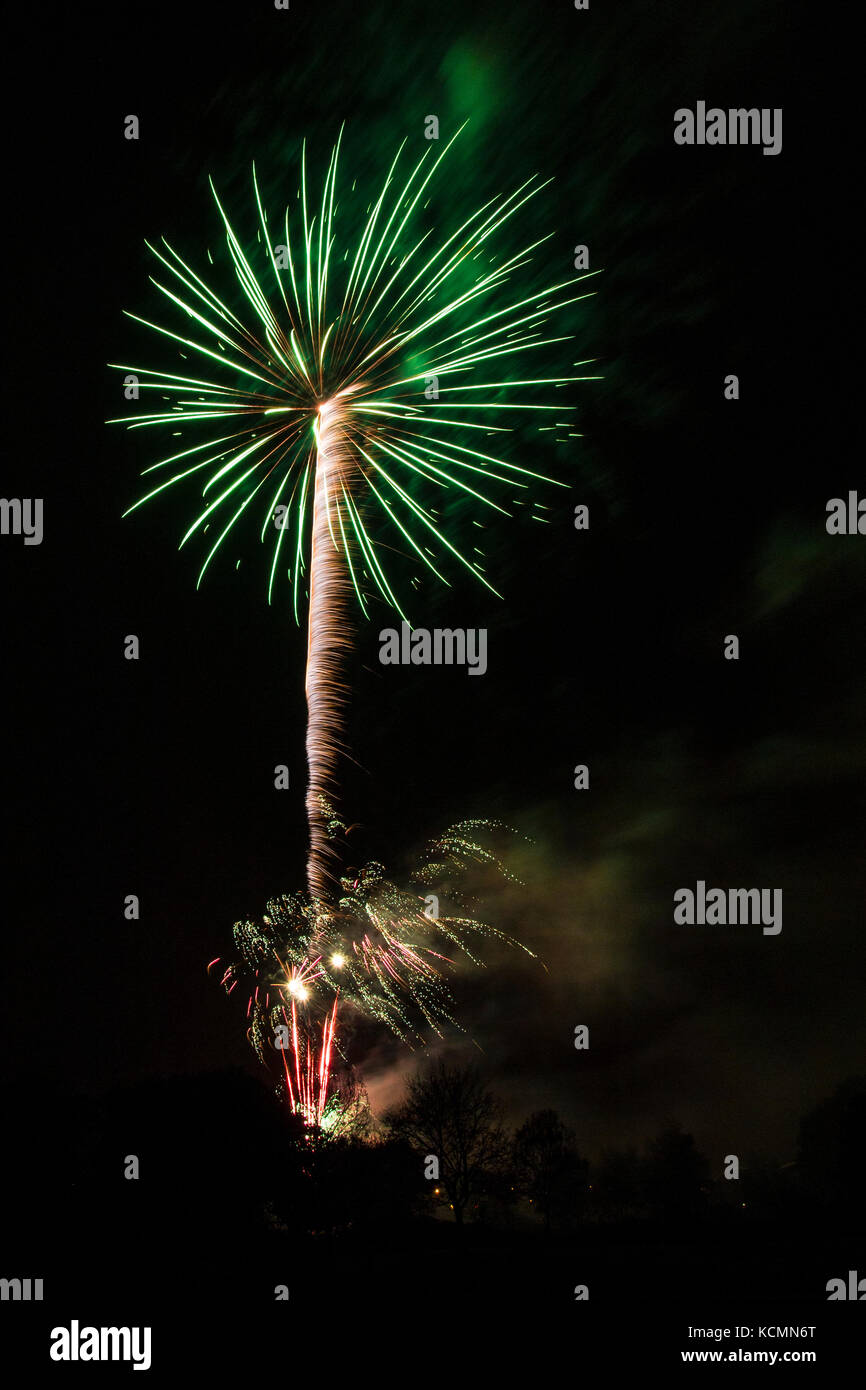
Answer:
(114, 136, 598, 1123)
(306, 397, 354, 900)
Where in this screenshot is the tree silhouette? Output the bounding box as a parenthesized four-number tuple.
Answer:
(592, 1146, 644, 1222)
(512, 1109, 588, 1229)
(384, 1061, 510, 1225)
(644, 1123, 709, 1222)
(798, 1075, 866, 1220)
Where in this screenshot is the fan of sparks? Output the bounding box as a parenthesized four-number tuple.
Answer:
(209, 818, 533, 1124)
(108, 124, 599, 619)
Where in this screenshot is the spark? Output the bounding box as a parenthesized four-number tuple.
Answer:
(113, 130, 594, 1130)
(221, 816, 535, 1080)
(109, 129, 597, 901)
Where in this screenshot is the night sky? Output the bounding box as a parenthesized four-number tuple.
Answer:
(2, 0, 862, 1261)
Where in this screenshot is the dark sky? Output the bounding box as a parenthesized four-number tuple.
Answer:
(2, 0, 861, 1166)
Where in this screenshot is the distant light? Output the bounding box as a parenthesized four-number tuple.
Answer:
(331, 953, 346, 969)
(287, 979, 308, 1000)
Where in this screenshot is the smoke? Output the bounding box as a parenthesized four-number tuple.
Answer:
(362, 719, 866, 1161)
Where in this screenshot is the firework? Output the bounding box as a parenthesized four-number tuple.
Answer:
(112, 128, 595, 1126)
(210, 815, 534, 1122)
(109, 126, 598, 899)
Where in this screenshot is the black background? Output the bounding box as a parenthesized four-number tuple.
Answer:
(1, 0, 862, 1373)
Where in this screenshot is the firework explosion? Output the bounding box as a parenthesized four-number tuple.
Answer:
(210, 816, 533, 1126)
(111, 127, 595, 1126)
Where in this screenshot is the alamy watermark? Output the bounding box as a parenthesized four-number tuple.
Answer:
(49, 1320, 152, 1370)
(674, 881, 782, 935)
(1, 1276, 43, 1300)
(379, 622, 487, 676)
(674, 103, 782, 156)
(0, 497, 43, 545)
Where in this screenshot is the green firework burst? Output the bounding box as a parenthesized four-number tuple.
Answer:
(108, 124, 600, 622)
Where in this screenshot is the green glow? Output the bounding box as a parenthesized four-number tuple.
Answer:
(110, 129, 599, 615)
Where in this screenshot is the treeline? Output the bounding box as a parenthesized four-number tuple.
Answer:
(381, 1062, 866, 1232)
(1, 1067, 863, 1247)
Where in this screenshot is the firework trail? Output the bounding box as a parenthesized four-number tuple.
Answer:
(111, 127, 597, 1123)
(109, 125, 599, 902)
(305, 398, 357, 898)
(279, 993, 338, 1129)
(210, 816, 535, 1124)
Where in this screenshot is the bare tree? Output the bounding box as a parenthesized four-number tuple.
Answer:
(513, 1109, 588, 1229)
(384, 1061, 510, 1225)
(644, 1122, 709, 1221)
